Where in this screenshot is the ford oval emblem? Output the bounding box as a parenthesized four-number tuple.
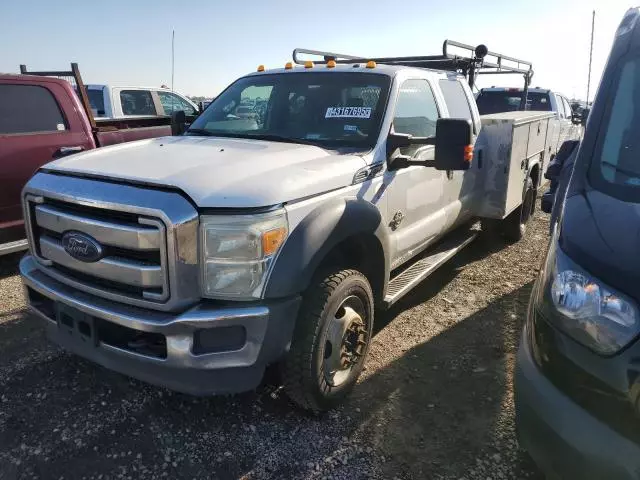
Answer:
(61, 231, 104, 263)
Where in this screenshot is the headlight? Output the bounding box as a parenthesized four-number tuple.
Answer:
(200, 210, 288, 299)
(537, 240, 640, 355)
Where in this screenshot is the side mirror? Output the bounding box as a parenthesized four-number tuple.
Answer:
(171, 110, 187, 136)
(386, 130, 435, 170)
(434, 118, 473, 171)
(581, 108, 590, 127)
(386, 131, 412, 158)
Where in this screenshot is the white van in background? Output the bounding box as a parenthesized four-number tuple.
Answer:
(85, 85, 199, 119)
(476, 87, 581, 159)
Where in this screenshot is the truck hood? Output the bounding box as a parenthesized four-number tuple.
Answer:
(46, 136, 367, 208)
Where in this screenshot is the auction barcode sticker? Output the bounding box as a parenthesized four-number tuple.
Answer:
(325, 106, 372, 119)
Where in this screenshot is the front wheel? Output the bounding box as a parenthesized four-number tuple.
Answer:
(281, 269, 374, 412)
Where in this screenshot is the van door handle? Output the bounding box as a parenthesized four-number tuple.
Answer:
(53, 146, 85, 159)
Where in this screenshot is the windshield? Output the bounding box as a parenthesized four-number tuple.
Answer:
(187, 72, 390, 149)
(476, 90, 551, 115)
(591, 56, 640, 192)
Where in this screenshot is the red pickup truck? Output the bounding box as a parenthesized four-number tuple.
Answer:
(0, 64, 183, 255)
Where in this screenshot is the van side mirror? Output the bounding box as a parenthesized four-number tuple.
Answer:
(434, 118, 473, 171)
(581, 108, 590, 127)
(171, 110, 187, 136)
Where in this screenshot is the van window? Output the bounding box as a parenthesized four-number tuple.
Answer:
(157, 91, 196, 116)
(596, 57, 640, 187)
(120, 90, 156, 116)
(0, 84, 67, 134)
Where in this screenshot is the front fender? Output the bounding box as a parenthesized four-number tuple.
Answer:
(264, 198, 390, 299)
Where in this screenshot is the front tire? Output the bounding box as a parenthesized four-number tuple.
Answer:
(281, 269, 374, 412)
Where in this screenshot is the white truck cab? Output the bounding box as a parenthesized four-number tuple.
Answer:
(476, 87, 582, 158)
(85, 84, 199, 119)
(20, 41, 554, 411)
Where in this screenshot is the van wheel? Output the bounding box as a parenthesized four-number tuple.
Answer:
(503, 176, 535, 242)
(281, 269, 374, 412)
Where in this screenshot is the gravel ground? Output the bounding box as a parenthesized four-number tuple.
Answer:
(0, 208, 550, 480)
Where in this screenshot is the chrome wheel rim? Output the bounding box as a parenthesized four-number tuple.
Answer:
(322, 295, 369, 387)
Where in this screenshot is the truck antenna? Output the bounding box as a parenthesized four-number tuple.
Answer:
(586, 10, 595, 106)
(171, 29, 175, 93)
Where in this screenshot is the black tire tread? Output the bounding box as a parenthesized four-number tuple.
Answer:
(282, 269, 367, 412)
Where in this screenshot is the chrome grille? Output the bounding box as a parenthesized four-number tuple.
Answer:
(23, 172, 201, 312)
(26, 195, 169, 304)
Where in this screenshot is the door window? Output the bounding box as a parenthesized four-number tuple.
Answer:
(555, 94, 566, 118)
(157, 91, 196, 116)
(393, 79, 439, 156)
(562, 97, 573, 119)
(439, 79, 473, 119)
(0, 84, 67, 134)
(120, 90, 156, 116)
(439, 78, 476, 132)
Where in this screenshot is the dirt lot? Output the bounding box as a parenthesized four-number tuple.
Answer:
(0, 209, 551, 480)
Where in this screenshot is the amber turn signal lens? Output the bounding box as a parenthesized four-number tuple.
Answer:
(262, 227, 287, 256)
(464, 145, 474, 162)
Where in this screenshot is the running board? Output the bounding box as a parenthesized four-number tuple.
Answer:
(0, 239, 29, 256)
(383, 229, 478, 308)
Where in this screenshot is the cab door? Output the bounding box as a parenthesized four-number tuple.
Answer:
(437, 76, 480, 230)
(0, 80, 93, 242)
(385, 78, 447, 269)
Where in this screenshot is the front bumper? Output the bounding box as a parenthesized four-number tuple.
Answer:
(515, 327, 640, 479)
(20, 255, 300, 395)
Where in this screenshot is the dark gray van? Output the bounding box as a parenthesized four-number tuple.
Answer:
(515, 7, 640, 479)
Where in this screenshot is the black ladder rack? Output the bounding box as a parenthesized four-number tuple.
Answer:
(292, 39, 533, 92)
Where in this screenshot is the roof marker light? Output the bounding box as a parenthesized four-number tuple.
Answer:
(285, 62, 293, 70)
(327, 60, 336, 68)
(366, 60, 376, 69)
(305, 61, 314, 69)
(257, 65, 265, 72)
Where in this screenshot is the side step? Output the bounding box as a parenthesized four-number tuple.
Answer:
(0, 239, 29, 256)
(383, 229, 478, 308)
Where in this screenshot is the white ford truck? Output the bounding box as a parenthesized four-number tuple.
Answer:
(20, 41, 554, 411)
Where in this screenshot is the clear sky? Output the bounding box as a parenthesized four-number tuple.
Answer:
(1, 0, 633, 100)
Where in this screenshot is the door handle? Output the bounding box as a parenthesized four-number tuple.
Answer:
(53, 146, 85, 159)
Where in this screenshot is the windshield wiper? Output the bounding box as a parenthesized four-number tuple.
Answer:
(185, 128, 215, 136)
(243, 134, 321, 146)
(185, 130, 323, 146)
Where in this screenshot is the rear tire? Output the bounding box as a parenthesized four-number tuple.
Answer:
(503, 176, 535, 242)
(481, 176, 535, 243)
(281, 269, 374, 412)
